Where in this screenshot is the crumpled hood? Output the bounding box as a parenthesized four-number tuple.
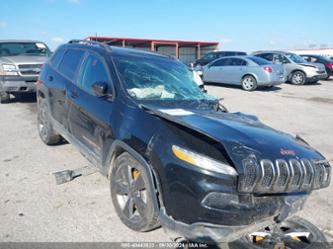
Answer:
(143, 104, 324, 168)
(0, 55, 48, 65)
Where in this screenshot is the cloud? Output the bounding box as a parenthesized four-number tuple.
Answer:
(67, 0, 80, 4)
(51, 37, 64, 43)
(269, 40, 277, 45)
(0, 21, 8, 28)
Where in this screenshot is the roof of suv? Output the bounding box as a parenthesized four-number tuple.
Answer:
(252, 50, 290, 55)
(61, 40, 172, 60)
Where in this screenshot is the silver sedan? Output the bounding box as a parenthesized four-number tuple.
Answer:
(202, 56, 287, 91)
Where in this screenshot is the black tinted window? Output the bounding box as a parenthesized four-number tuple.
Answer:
(50, 49, 65, 69)
(203, 53, 216, 60)
(211, 58, 227, 67)
(257, 53, 273, 61)
(229, 58, 246, 66)
(58, 49, 85, 80)
(248, 56, 271, 65)
(79, 53, 110, 94)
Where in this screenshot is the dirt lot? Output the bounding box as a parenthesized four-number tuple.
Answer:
(0, 80, 333, 243)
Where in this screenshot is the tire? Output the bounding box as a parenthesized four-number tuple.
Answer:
(291, 71, 306, 85)
(37, 98, 61, 145)
(0, 91, 10, 104)
(110, 152, 160, 232)
(241, 75, 257, 91)
(229, 216, 329, 249)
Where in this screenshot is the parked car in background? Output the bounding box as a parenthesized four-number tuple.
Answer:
(0, 40, 51, 103)
(193, 51, 247, 68)
(300, 54, 333, 79)
(202, 56, 286, 91)
(253, 51, 327, 85)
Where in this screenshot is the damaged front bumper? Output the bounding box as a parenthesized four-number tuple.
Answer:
(160, 194, 308, 243)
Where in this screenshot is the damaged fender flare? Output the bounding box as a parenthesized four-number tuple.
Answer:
(105, 140, 161, 215)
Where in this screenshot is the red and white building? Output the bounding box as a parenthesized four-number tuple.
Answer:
(86, 36, 219, 64)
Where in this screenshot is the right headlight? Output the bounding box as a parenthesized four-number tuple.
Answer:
(172, 145, 238, 176)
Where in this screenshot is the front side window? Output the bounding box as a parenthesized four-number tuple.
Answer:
(114, 56, 211, 101)
(0, 42, 51, 57)
(285, 53, 307, 64)
(79, 53, 110, 94)
(211, 58, 227, 67)
(58, 49, 85, 80)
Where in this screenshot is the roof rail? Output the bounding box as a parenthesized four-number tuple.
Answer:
(68, 39, 112, 52)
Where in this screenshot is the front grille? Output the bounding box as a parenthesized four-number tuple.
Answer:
(239, 158, 331, 193)
(18, 64, 42, 75)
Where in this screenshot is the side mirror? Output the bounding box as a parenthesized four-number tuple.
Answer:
(92, 82, 108, 97)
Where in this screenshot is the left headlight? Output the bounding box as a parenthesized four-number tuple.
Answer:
(0, 64, 18, 76)
(172, 145, 238, 176)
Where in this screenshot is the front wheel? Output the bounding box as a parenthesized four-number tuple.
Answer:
(110, 152, 160, 232)
(291, 71, 306, 85)
(229, 216, 329, 249)
(241, 75, 257, 91)
(0, 91, 10, 104)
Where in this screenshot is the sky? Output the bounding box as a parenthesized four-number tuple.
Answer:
(0, 0, 332, 52)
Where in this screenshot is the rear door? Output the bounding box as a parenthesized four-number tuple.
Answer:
(48, 48, 85, 131)
(67, 51, 114, 165)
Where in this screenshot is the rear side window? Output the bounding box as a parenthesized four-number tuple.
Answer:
(50, 49, 65, 69)
(248, 56, 272, 65)
(203, 53, 216, 60)
(231, 58, 247, 66)
(58, 49, 85, 80)
(79, 53, 110, 94)
(256, 53, 273, 61)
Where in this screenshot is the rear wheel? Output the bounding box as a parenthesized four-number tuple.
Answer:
(0, 91, 10, 104)
(229, 216, 329, 249)
(37, 98, 62, 145)
(110, 152, 160, 232)
(291, 71, 306, 85)
(241, 75, 257, 91)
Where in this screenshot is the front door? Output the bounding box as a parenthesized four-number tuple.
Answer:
(67, 51, 114, 165)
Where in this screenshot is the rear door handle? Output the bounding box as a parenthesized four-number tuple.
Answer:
(48, 75, 53, 81)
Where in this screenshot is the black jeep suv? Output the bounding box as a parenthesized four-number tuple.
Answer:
(37, 40, 331, 247)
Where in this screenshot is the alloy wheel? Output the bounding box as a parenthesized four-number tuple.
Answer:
(243, 218, 327, 249)
(114, 164, 148, 222)
(292, 72, 305, 85)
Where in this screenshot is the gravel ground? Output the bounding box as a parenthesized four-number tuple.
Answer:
(0, 80, 332, 243)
